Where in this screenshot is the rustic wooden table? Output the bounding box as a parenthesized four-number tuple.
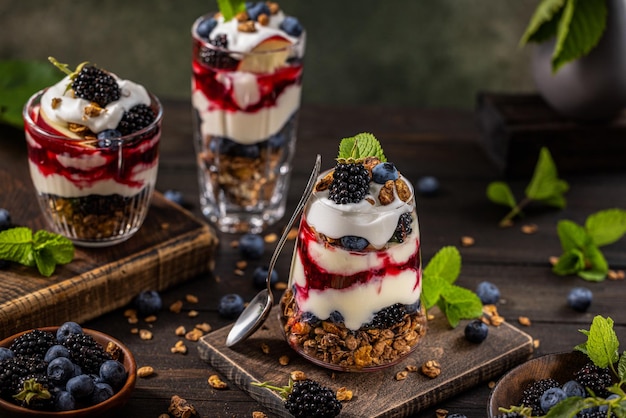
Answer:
(2, 100, 626, 417)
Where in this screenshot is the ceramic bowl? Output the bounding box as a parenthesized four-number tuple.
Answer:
(488, 351, 590, 417)
(0, 326, 137, 417)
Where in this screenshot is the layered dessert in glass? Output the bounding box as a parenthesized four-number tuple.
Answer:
(280, 134, 426, 371)
(23, 59, 162, 247)
(191, 1, 305, 233)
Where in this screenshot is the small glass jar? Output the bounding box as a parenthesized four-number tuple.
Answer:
(280, 168, 427, 371)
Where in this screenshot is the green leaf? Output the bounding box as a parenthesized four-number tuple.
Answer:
(216, 0, 246, 22)
(525, 147, 569, 201)
(578, 244, 608, 281)
(585, 209, 626, 247)
(33, 249, 57, 278)
(583, 316, 619, 368)
(618, 351, 626, 382)
(486, 182, 517, 208)
(337, 133, 387, 162)
(438, 284, 483, 328)
(421, 273, 446, 310)
(33, 230, 75, 264)
(544, 395, 587, 417)
(520, 0, 566, 45)
(0, 227, 35, 266)
(0, 60, 62, 129)
(552, 248, 585, 276)
(557, 219, 590, 252)
(423, 246, 461, 285)
(552, 0, 608, 72)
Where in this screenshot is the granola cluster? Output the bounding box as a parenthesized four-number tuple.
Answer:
(280, 289, 427, 370)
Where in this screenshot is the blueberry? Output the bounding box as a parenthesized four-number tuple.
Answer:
(268, 132, 286, 149)
(328, 310, 344, 324)
(540, 387, 567, 413)
(599, 394, 620, 412)
(0, 208, 11, 230)
(562, 380, 585, 398)
(91, 382, 114, 404)
(279, 16, 303, 37)
(218, 293, 245, 319)
(464, 319, 488, 343)
(340, 236, 369, 251)
(567, 287, 592, 312)
(196, 16, 217, 39)
(55, 391, 76, 411)
(47, 357, 75, 386)
(134, 290, 163, 316)
(0, 347, 14, 361)
(403, 300, 422, 314)
(246, 2, 270, 21)
(417, 175, 440, 196)
(99, 360, 127, 390)
(252, 266, 279, 289)
(96, 129, 122, 148)
(44, 344, 71, 363)
(239, 234, 265, 259)
(56, 321, 83, 344)
(66, 374, 95, 399)
(371, 162, 399, 184)
(476, 281, 500, 305)
(163, 189, 184, 206)
(301, 312, 321, 327)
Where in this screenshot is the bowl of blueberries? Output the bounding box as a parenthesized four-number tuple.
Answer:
(0, 322, 137, 417)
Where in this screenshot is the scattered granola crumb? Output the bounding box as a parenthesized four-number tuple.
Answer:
(274, 282, 288, 291)
(130, 328, 139, 334)
(395, 371, 409, 381)
(264, 233, 278, 243)
(175, 326, 186, 336)
(234, 269, 245, 276)
(185, 328, 204, 342)
(490, 315, 505, 327)
(336, 387, 353, 401)
(521, 224, 538, 234)
(139, 329, 153, 340)
(138, 366, 155, 378)
(127, 316, 139, 325)
(170, 300, 183, 314)
(144, 315, 158, 323)
(287, 227, 298, 240)
(608, 269, 625, 280)
(124, 308, 137, 318)
(188, 310, 199, 318)
(278, 355, 289, 366)
(161, 223, 170, 230)
(208, 374, 228, 389)
(171, 340, 188, 354)
(435, 408, 448, 418)
(231, 240, 239, 248)
(533, 339, 541, 349)
(290, 370, 306, 381)
(549, 256, 559, 266)
(518, 316, 531, 327)
(427, 313, 435, 321)
(105, 341, 122, 361)
(260, 343, 270, 354)
(460, 236, 475, 247)
(186, 294, 199, 304)
(236, 260, 248, 270)
(168, 394, 197, 418)
(158, 414, 170, 418)
(195, 323, 212, 333)
(252, 412, 268, 418)
(488, 380, 496, 389)
(421, 360, 441, 378)
(405, 365, 418, 373)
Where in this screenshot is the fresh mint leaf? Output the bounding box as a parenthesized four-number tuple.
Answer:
(577, 244, 608, 281)
(0, 60, 62, 129)
(0, 227, 74, 277)
(216, 0, 246, 22)
(423, 246, 461, 285)
(337, 133, 386, 162)
(552, 248, 586, 276)
(520, 0, 566, 45)
(552, 0, 607, 72)
(557, 219, 590, 252)
(438, 284, 483, 328)
(486, 182, 517, 209)
(581, 316, 619, 368)
(585, 208, 626, 247)
(618, 351, 626, 382)
(525, 147, 569, 201)
(421, 273, 446, 310)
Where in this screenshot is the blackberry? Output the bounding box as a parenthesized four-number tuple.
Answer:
(199, 34, 239, 70)
(328, 163, 370, 204)
(575, 362, 613, 398)
(365, 304, 406, 329)
(392, 212, 413, 243)
(285, 379, 342, 418)
(63, 333, 111, 375)
(0, 357, 29, 398)
(117, 104, 156, 136)
(9, 329, 56, 360)
(578, 411, 617, 418)
(519, 378, 560, 416)
(72, 65, 121, 107)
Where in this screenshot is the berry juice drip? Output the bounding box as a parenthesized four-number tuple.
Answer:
(27, 106, 159, 189)
(295, 217, 421, 296)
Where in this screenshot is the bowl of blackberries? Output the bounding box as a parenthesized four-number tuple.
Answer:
(488, 351, 618, 417)
(0, 322, 137, 417)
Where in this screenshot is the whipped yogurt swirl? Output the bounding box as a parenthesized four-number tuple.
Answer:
(40, 74, 150, 135)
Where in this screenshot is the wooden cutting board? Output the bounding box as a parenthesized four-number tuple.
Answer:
(0, 166, 219, 338)
(198, 307, 534, 418)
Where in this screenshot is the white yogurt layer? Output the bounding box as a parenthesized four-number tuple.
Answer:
(192, 84, 301, 143)
(40, 74, 151, 134)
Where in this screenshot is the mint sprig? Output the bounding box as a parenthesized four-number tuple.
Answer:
(422, 246, 483, 328)
(0, 227, 75, 277)
(520, 0, 607, 73)
(337, 133, 387, 162)
(553, 208, 626, 281)
(487, 147, 569, 227)
(216, 0, 246, 21)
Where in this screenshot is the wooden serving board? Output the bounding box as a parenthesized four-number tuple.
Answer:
(198, 307, 534, 418)
(0, 167, 219, 338)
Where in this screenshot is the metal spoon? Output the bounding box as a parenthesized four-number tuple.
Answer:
(226, 154, 321, 347)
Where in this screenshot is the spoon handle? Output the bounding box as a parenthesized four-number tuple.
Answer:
(266, 154, 321, 295)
